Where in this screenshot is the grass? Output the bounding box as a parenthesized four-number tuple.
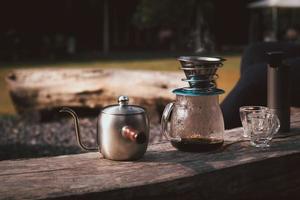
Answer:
(0, 54, 241, 115)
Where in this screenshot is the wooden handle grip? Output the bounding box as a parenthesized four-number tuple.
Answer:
(121, 126, 146, 144)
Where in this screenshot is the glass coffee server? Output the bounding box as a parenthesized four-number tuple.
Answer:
(161, 56, 226, 152)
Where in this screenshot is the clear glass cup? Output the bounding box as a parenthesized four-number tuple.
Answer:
(249, 110, 280, 148)
(239, 106, 268, 138)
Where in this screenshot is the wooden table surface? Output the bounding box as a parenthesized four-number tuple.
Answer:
(1, 110, 300, 200)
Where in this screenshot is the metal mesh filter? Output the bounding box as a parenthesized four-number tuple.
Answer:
(178, 56, 224, 90)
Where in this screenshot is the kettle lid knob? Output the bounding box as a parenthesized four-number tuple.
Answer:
(118, 96, 129, 106)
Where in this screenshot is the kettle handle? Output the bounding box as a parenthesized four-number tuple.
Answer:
(59, 107, 99, 151)
(161, 102, 179, 141)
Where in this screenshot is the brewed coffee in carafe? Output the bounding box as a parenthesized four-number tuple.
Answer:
(161, 56, 225, 152)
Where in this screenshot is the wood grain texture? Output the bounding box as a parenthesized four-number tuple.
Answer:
(1, 111, 300, 200)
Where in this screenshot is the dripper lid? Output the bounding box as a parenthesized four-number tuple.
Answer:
(178, 56, 225, 67)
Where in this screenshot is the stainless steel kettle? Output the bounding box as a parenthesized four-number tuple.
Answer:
(60, 96, 149, 161)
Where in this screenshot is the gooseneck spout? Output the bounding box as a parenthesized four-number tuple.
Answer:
(59, 107, 98, 151)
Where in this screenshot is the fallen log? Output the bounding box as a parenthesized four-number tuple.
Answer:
(6, 68, 183, 122)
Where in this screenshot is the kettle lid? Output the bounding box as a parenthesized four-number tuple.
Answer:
(101, 96, 145, 115)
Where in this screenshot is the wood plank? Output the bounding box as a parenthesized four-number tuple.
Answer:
(1, 120, 300, 200)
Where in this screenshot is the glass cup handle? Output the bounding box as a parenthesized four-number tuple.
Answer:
(271, 113, 281, 135)
(161, 102, 175, 140)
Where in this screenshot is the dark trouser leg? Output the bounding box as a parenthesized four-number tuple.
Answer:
(221, 63, 267, 129)
(240, 42, 300, 75)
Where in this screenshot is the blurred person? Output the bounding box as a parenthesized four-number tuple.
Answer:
(4, 29, 20, 61)
(263, 30, 276, 42)
(221, 42, 300, 129)
(41, 35, 51, 58)
(54, 33, 65, 58)
(67, 35, 76, 56)
(284, 27, 299, 43)
(158, 28, 174, 50)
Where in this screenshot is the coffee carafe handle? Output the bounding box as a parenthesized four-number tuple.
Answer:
(161, 102, 179, 141)
(59, 107, 99, 151)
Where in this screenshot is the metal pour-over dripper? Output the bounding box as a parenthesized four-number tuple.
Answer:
(178, 56, 225, 90)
